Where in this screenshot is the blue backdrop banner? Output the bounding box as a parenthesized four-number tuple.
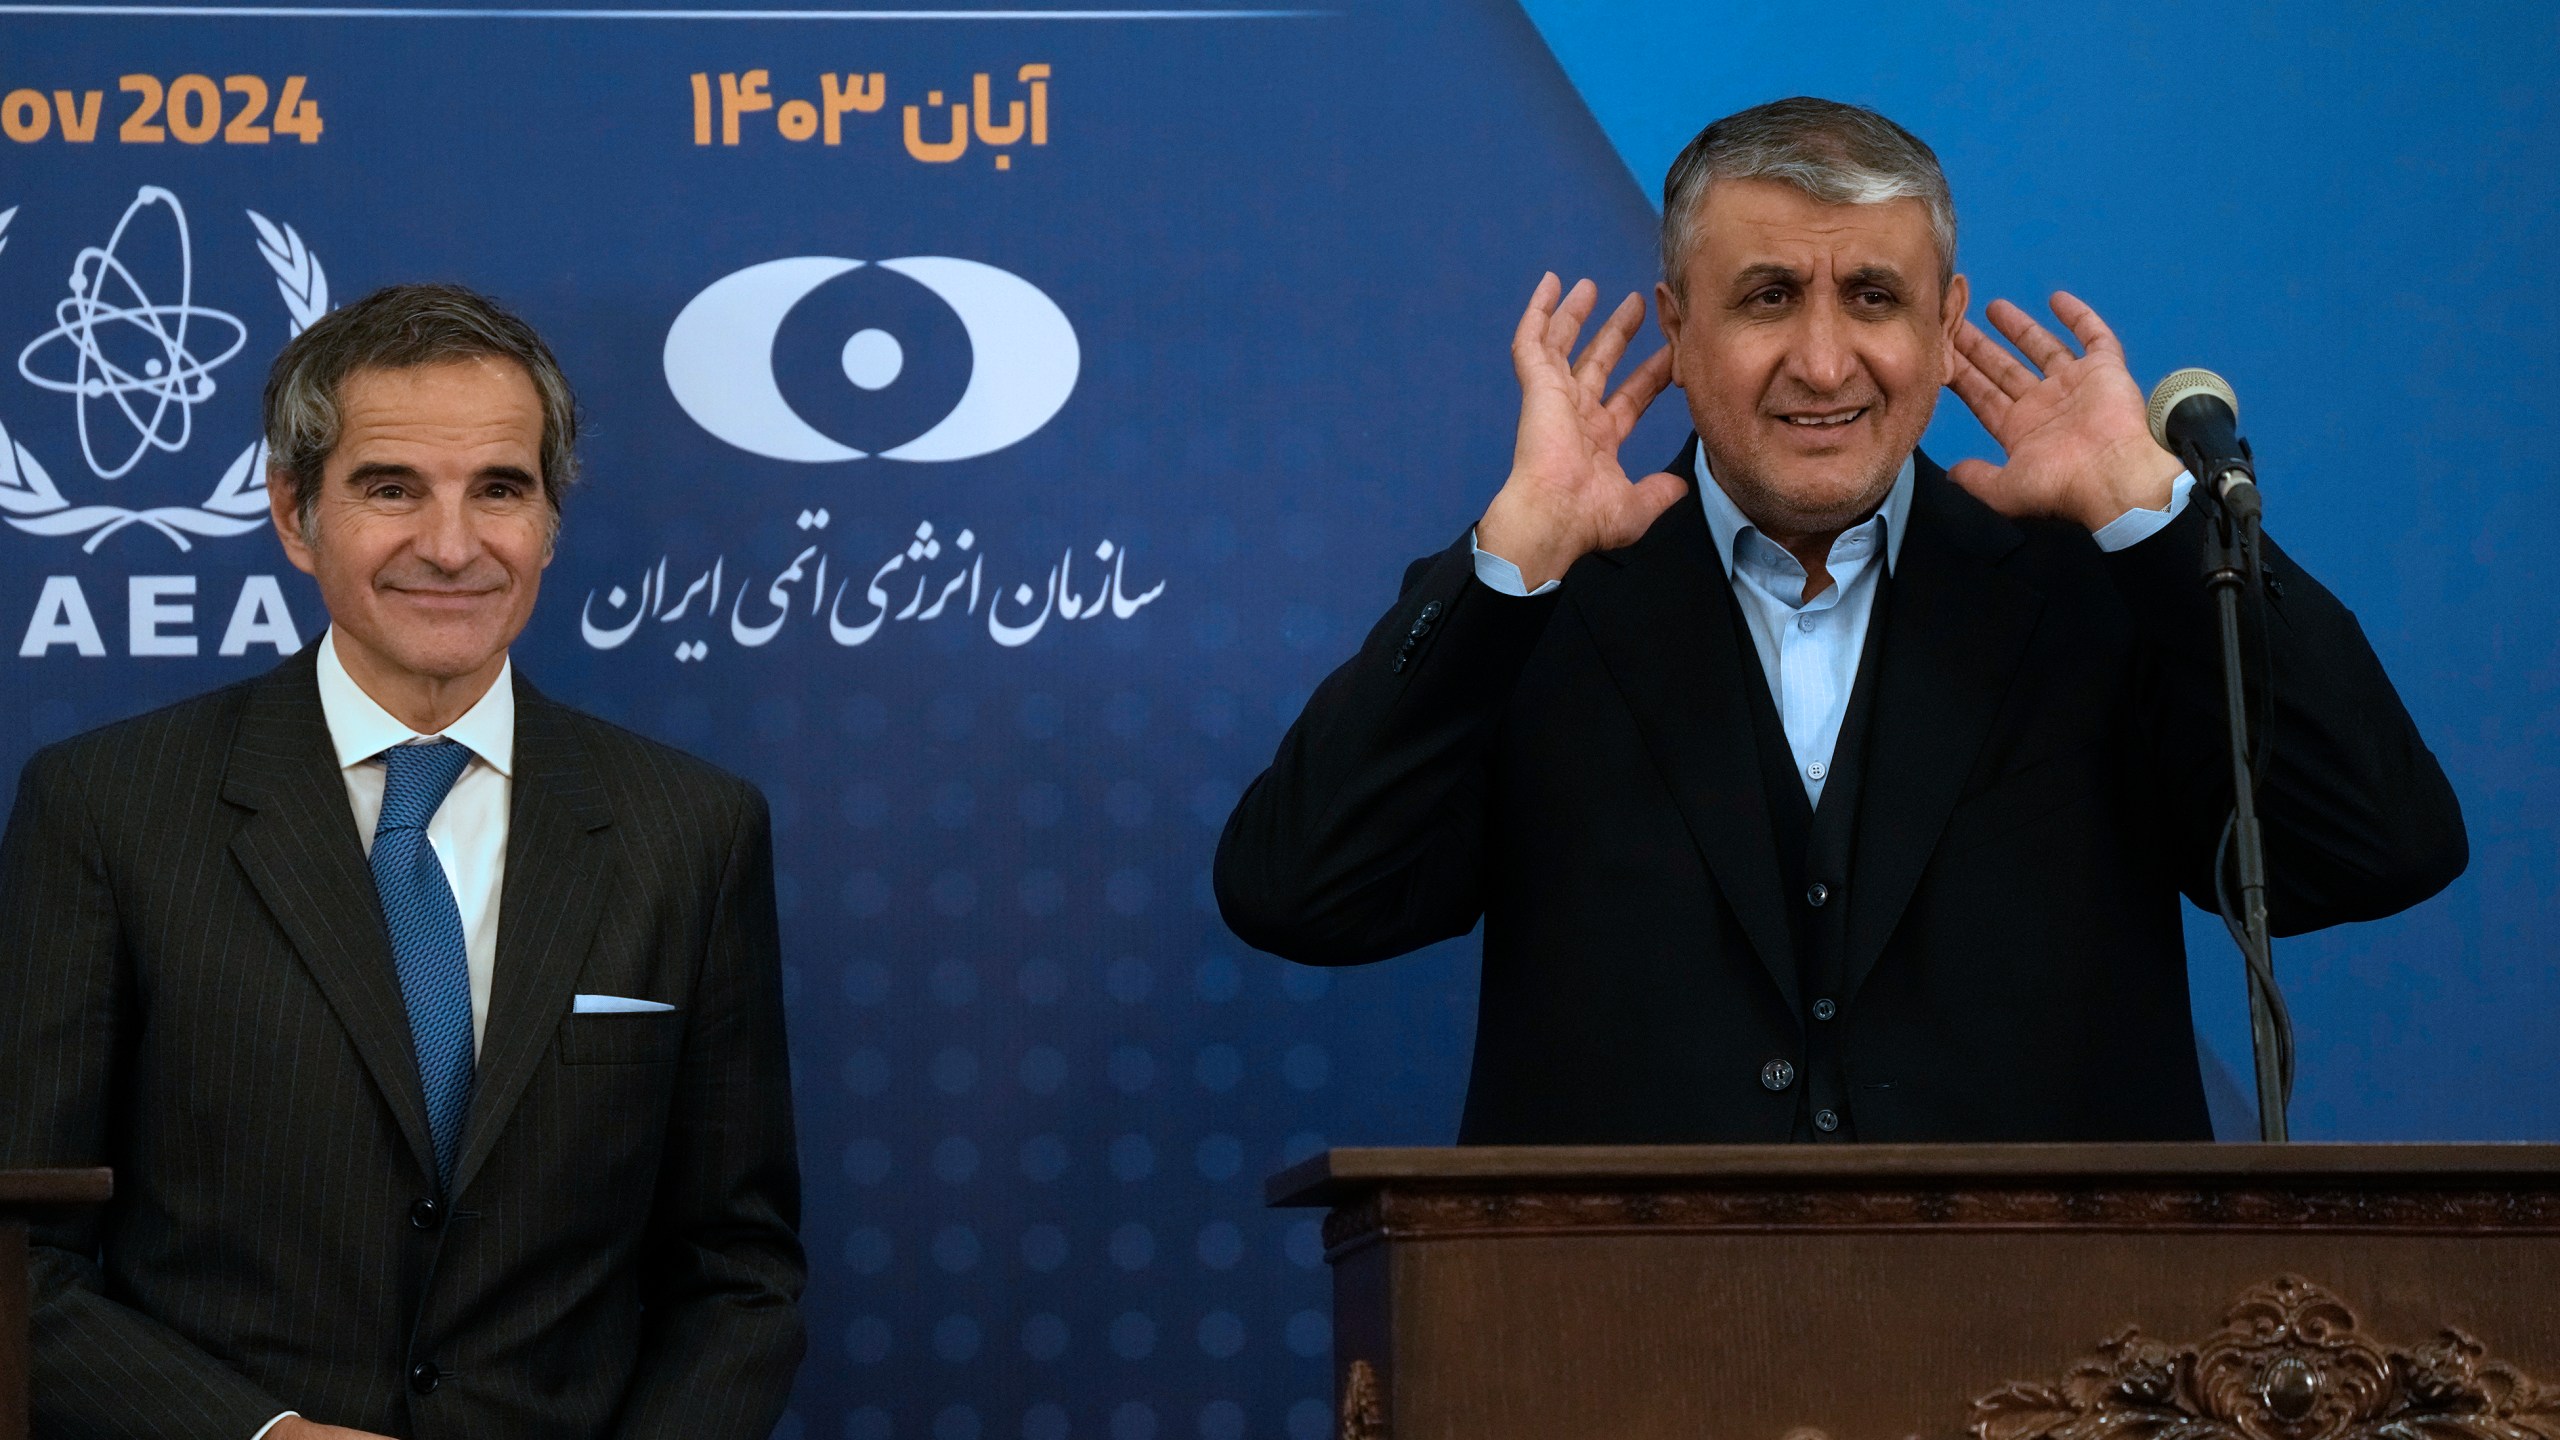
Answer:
(3, 2, 2553, 1436)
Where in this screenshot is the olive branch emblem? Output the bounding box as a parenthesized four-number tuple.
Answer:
(0, 200, 330, 552)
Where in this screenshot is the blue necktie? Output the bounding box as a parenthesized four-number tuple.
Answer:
(371, 740, 477, 1194)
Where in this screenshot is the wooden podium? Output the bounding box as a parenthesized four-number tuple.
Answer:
(0, 1169, 111, 1440)
(1270, 1145, 2560, 1440)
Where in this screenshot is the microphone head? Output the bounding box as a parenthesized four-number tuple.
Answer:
(2146, 367, 2238, 450)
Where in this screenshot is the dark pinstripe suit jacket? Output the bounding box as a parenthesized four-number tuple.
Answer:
(0, 647, 806, 1439)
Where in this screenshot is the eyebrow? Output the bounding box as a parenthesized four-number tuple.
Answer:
(343, 461, 542, 490)
(1729, 262, 1911, 292)
(1731, 263, 1808, 291)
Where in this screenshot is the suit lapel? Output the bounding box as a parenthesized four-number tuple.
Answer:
(450, 677, 612, 1200)
(1842, 457, 2045, 998)
(1572, 444, 1800, 1014)
(222, 649, 441, 1188)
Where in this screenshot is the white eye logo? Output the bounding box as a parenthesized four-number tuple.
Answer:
(663, 255, 1078, 463)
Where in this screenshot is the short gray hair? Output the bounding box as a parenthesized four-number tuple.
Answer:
(1659, 97, 1956, 297)
(262, 282, 580, 541)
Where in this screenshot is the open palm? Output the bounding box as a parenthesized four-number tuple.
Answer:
(1946, 292, 2182, 532)
(1478, 274, 1686, 588)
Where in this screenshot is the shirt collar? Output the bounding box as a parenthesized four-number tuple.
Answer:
(1693, 438, 1915, 581)
(316, 627, 516, 777)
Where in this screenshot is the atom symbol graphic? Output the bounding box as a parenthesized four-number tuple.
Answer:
(16, 186, 248, 481)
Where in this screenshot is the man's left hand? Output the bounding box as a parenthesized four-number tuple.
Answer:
(1945, 291, 2184, 533)
(268, 1418, 396, 1440)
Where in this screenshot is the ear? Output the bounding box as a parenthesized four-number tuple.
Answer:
(1938, 272, 1971, 376)
(267, 467, 321, 578)
(1653, 279, 1686, 388)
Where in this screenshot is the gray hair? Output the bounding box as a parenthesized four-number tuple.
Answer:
(1659, 97, 1956, 297)
(262, 282, 580, 542)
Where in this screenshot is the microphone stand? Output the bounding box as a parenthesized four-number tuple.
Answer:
(2197, 464, 2291, 1142)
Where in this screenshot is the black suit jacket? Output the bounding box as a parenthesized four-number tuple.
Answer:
(0, 648, 805, 1439)
(1216, 444, 2466, 1143)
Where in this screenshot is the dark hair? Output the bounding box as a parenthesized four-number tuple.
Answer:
(261, 282, 580, 540)
(1659, 97, 1956, 296)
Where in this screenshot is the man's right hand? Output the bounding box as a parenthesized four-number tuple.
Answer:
(1475, 273, 1687, 590)
(269, 1418, 395, 1440)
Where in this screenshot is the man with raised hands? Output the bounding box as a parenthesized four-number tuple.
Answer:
(1217, 97, 2464, 1144)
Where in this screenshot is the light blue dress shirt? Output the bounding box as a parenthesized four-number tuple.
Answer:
(1472, 443, 2195, 805)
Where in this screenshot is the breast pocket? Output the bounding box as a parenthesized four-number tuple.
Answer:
(557, 1009, 686, 1065)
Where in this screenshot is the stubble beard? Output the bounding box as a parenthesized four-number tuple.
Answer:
(1697, 434, 1908, 546)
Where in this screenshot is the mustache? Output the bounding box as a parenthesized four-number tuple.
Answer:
(1763, 388, 1883, 412)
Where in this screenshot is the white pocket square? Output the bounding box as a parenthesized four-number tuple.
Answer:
(572, 994, 675, 1014)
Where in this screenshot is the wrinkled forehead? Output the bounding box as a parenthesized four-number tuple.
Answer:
(328, 359, 546, 469)
(1679, 180, 1943, 293)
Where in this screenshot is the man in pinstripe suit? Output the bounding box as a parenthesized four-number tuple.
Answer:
(0, 285, 806, 1439)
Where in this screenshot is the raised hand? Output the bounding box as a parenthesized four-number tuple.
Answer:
(1945, 291, 2184, 533)
(1476, 274, 1687, 589)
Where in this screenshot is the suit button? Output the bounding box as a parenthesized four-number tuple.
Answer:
(1812, 998, 1837, 1021)
(1760, 1059, 1796, 1092)
(1815, 1108, 1841, 1133)
(410, 1198, 442, 1230)
(1806, 882, 1830, 907)
(409, 1361, 440, 1395)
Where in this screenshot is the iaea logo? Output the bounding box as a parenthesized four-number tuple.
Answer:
(0, 186, 330, 551)
(664, 256, 1077, 464)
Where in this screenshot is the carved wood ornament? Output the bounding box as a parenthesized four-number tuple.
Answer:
(1338, 1358, 1387, 1440)
(1971, 1275, 2560, 1440)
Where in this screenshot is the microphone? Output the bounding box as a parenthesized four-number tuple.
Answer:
(2146, 367, 2260, 526)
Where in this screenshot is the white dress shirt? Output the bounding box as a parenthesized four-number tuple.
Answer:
(315, 626, 514, 1054)
(1471, 444, 2195, 804)
(254, 635, 515, 1440)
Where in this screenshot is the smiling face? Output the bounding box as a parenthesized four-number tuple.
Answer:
(272, 356, 553, 710)
(1656, 177, 1967, 541)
